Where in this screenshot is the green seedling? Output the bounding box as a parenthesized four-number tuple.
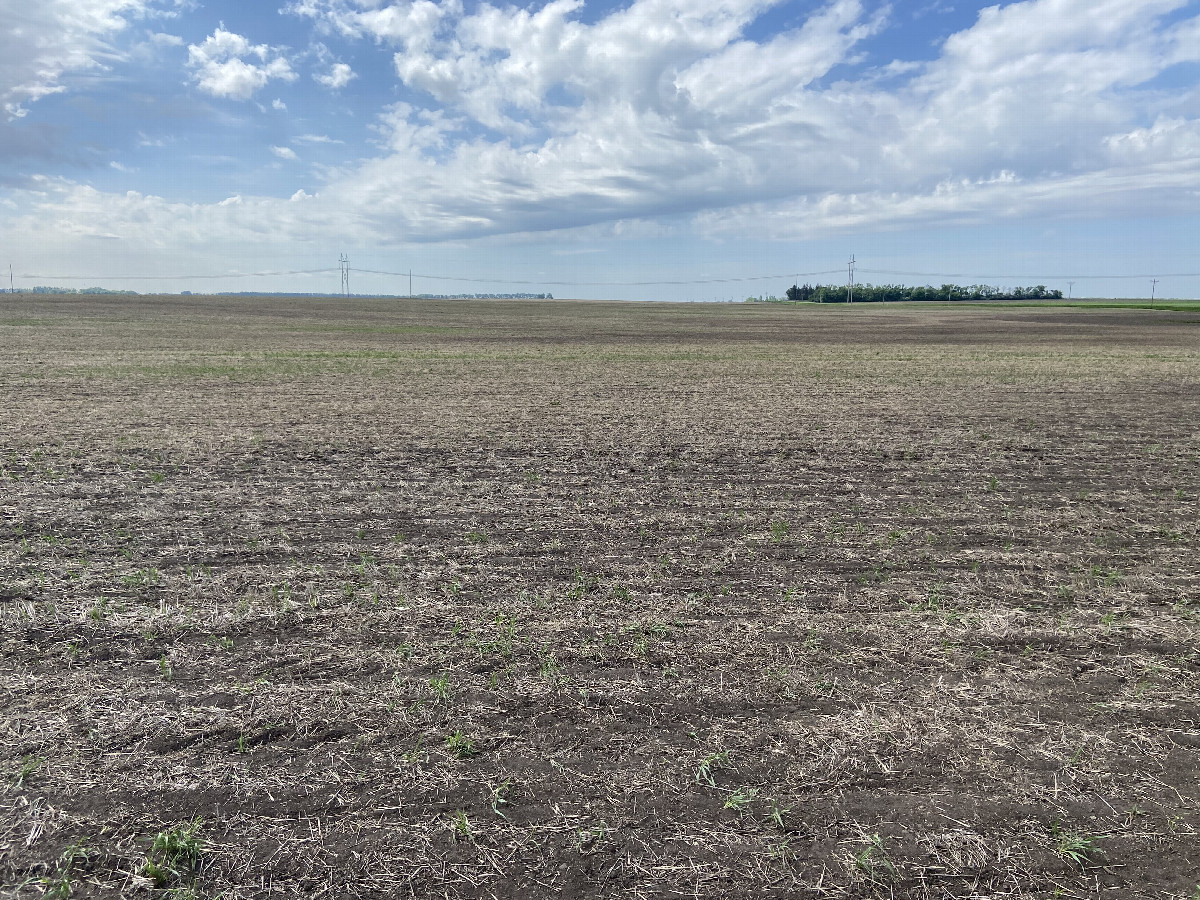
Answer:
(723, 787, 758, 812)
(770, 520, 789, 541)
(539, 651, 562, 682)
(445, 731, 477, 758)
(696, 750, 732, 786)
(576, 822, 608, 849)
(490, 778, 513, 818)
(40, 840, 89, 899)
(853, 833, 897, 883)
(449, 810, 472, 842)
(768, 798, 790, 830)
(14, 754, 42, 788)
(569, 566, 597, 598)
(429, 672, 452, 704)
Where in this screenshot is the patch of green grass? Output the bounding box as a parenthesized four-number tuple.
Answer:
(445, 731, 478, 758)
(142, 819, 204, 887)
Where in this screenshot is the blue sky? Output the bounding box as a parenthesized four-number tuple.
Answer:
(2, 0, 1199, 299)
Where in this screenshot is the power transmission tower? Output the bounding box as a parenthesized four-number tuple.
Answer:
(409, 269, 412, 299)
(339, 254, 349, 298)
(1151, 278, 1158, 302)
(9, 264, 13, 294)
(847, 254, 855, 304)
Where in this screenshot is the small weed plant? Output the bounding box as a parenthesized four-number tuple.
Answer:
(696, 750, 732, 786)
(39, 839, 89, 899)
(1052, 824, 1103, 868)
(723, 787, 758, 812)
(449, 811, 472, 842)
(429, 672, 452, 704)
(14, 753, 42, 788)
(853, 833, 897, 884)
(445, 731, 477, 758)
(142, 818, 203, 887)
(490, 778, 513, 818)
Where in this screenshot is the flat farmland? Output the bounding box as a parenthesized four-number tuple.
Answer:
(1, 295, 1198, 899)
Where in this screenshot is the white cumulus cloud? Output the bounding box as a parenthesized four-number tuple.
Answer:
(271, 145, 298, 160)
(315, 61, 357, 89)
(187, 27, 297, 100)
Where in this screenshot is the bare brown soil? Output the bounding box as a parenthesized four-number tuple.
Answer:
(1, 294, 1198, 899)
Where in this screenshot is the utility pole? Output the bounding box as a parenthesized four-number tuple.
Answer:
(9, 264, 13, 294)
(1067, 281, 1074, 300)
(339, 254, 349, 298)
(847, 254, 855, 304)
(1151, 279, 1158, 303)
(409, 269, 412, 299)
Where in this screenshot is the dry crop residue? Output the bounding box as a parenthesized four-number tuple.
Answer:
(1, 294, 1198, 899)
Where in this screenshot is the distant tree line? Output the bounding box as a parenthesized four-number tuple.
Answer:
(765, 283, 1063, 303)
(30, 286, 137, 295)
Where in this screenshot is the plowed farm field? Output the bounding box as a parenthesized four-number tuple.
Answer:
(2, 294, 1198, 899)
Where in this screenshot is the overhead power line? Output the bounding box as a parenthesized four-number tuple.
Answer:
(15, 268, 340, 281)
(349, 267, 846, 286)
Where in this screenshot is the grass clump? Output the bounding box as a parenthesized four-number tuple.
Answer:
(445, 730, 478, 758)
(1053, 824, 1103, 869)
(142, 819, 204, 887)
